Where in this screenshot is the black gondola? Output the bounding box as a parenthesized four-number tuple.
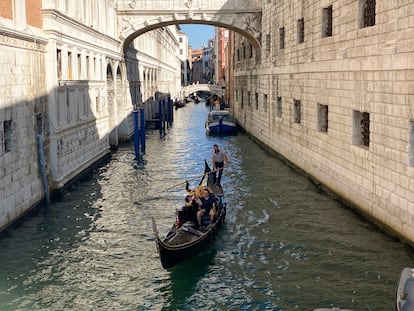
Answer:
(152, 160, 226, 269)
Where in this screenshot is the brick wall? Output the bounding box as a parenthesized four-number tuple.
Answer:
(26, 0, 42, 28)
(0, 0, 12, 19)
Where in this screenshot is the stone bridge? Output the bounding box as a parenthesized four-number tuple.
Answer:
(117, 0, 263, 50)
(181, 83, 224, 97)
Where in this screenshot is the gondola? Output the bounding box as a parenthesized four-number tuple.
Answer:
(396, 267, 414, 311)
(152, 160, 226, 269)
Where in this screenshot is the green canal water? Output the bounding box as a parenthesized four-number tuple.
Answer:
(0, 101, 412, 310)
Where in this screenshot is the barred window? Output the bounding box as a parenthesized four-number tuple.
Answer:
(360, 0, 376, 28)
(352, 110, 370, 147)
(317, 104, 328, 132)
(255, 93, 259, 110)
(279, 27, 285, 49)
(293, 100, 301, 123)
(266, 34, 271, 51)
(297, 18, 304, 44)
(276, 96, 282, 118)
(322, 5, 333, 37)
(409, 121, 414, 166)
(3, 120, 13, 153)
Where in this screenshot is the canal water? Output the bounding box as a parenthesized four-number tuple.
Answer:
(0, 101, 413, 311)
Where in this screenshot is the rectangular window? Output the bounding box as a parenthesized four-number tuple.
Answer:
(297, 18, 304, 44)
(77, 53, 81, 80)
(317, 104, 328, 132)
(279, 27, 285, 49)
(86, 55, 90, 79)
(360, 0, 376, 28)
(255, 92, 259, 110)
(241, 90, 244, 109)
(293, 100, 301, 123)
(322, 5, 333, 37)
(264, 94, 268, 113)
(352, 110, 370, 147)
(248, 91, 251, 106)
(249, 43, 253, 58)
(409, 121, 414, 166)
(266, 34, 271, 51)
(276, 96, 282, 118)
(4, 120, 12, 153)
(57, 49, 62, 80)
(68, 51, 72, 80)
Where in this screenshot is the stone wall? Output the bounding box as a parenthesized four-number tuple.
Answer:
(233, 1, 414, 244)
(0, 29, 48, 231)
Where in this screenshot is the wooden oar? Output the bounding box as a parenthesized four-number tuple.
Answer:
(162, 166, 224, 192)
(143, 166, 226, 202)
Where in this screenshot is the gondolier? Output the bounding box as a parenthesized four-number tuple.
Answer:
(212, 144, 229, 186)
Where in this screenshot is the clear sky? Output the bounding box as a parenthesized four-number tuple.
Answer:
(179, 24, 215, 50)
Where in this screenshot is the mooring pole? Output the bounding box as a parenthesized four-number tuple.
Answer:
(162, 99, 166, 132)
(140, 106, 146, 153)
(167, 96, 172, 127)
(158, 100, 163, 136)
(133, 109, 140, 159)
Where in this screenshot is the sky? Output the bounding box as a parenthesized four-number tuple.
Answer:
(179, 24, 215, 49)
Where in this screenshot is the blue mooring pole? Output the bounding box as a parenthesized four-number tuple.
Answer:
(162, 100, 166, 132)
(133, 109, 140, 159)
(167, 97, 172, 127)
(140, 106, 146, 152)
(158, 100, 162, 135)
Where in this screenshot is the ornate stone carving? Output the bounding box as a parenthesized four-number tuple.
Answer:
(122, 17, 135, 31)
(242, 13, 261, 39)
(128, 0, 137, 9)
(185, 0, 192, 9)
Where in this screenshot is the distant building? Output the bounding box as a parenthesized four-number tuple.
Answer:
(202, 39, 215, 83)
(215, 28, 229, 87)
(177, 31, 190, 85)
(190, 49, 203, 84)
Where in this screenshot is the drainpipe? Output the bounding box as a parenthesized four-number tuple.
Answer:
(36, 114, 51, 206)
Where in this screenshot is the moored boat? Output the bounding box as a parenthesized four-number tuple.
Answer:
(205, 110, 237, 135)
(396, 267, 414, 311)
(152, 161, 226, 269)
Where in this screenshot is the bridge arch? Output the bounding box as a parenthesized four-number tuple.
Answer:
(181, 84, 224, 97)
(117, 0, 262, 52)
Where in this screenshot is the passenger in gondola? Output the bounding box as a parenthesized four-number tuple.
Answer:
(197, 187, 218, 230)
(177, 191, 201, 227)
(176, 181, 202, 227)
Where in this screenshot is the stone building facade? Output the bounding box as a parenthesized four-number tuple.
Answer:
(232, 1, 414, 244)
(0, 0, 181, 231)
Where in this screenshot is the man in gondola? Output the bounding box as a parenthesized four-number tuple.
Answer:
(196, 188, 217, 230)
(212, 144, 229, 186)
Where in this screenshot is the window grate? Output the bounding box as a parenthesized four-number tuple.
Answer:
(361, 112, 370, 146)
(364, 0, 376, 27)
